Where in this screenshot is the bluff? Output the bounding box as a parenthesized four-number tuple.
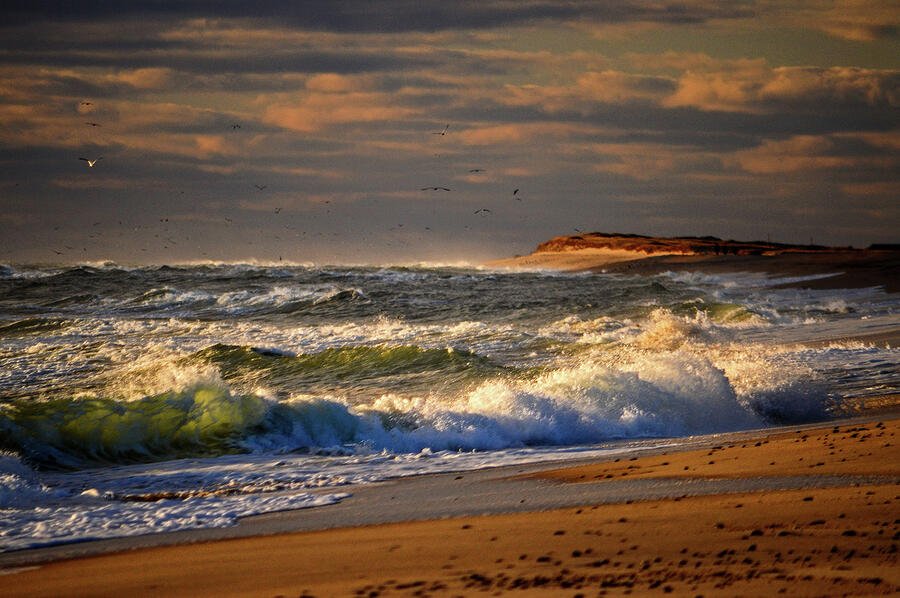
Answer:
(534, 232, 856, 256)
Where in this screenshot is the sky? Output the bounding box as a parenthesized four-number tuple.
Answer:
(1, 1, 898, 265)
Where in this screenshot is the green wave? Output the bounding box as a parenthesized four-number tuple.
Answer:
(0, 384, 268, 469)
(0, 318, 70, 337)
(191, 343, 503, 388)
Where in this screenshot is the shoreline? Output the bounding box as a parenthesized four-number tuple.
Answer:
(2, 409, 898, 596)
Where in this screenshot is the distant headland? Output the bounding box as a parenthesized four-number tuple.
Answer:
(486, 232, 900, 292)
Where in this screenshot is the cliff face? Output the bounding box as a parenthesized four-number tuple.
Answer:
(534, 233, 853, 256)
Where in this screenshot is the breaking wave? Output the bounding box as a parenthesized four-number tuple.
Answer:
(1, 338, 832, 470)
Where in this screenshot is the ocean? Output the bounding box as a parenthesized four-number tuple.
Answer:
(1, 262, 898, 552)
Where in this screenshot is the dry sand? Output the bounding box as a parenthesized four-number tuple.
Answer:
(2, 416, 898, 597)
(485, 248, 681, 272)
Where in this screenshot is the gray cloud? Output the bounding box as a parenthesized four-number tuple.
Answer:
(3, 1, 756, 32)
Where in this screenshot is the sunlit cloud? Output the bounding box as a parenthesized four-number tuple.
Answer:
(792, 0, 900, 41)
(456, 123, 582, 146)
(590, 141, 712, 180)
(666, 63, 899, 113)
(262, 91, 419, 133)
(727, 133, 899, 174)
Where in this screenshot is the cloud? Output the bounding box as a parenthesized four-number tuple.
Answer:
(793, 0, 899, 41)
(305, 73, 368, 93)
(3, 1, 758, 33)
(262, 90, 418, 132)
(494, 70, 676, 117)
(456, 122, 582, 146)
(665, 63, 900, 113)
(728, 135, 850, 173)
(841, 181, 899, 197)
(727, 132, 900, 174)
(112, 68, 177, 90)
(589, 140, 716, 180)
(575, 70, 677, 102)
(50, 176, 154, 190)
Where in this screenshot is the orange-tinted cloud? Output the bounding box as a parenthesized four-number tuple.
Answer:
(794, 0, 899, 41)
(263, 91, 417, 132)
(497, 70, 675, 114)
(728, 135, 857, 173)
(590, 142, 698, 180)
(305, 73, 372, 93)
(456, 123, 581, 147)
(113, 68, 176, 90)
(666, 63, 899, 112)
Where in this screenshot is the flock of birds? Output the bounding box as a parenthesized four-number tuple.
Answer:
(418, 125, 525, 215)
(60, 107, 529, 259)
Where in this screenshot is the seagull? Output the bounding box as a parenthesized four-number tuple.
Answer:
(79, 157, 103, 167)
(421, 186, 451, 191)
(474, 208, 492, 215)
(432, 124, 449, 136)
(85, 122, 101, 127)
(254, 184, 267, 190)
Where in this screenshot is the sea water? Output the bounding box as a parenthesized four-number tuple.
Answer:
(1, 262, 898, 551)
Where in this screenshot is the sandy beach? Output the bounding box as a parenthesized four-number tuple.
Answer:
(2, 409, 898, 597)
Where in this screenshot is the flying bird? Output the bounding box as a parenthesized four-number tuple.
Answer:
(274, 207, 282, 214)
(468, 168, 485, 173)
(254, 184, 267, 190)
(80, 101, 92, 106)
(231, 123, 241, 129)
(85, 122, 101, 127)
(513, 188, 521, 200)
(474, 208, 492, 215)
(432, 124, 449, 136)
(79, 157, 103, 167)
(421, 186, 451, 191)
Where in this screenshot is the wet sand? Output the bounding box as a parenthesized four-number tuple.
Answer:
(2, 415, 898, 597)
